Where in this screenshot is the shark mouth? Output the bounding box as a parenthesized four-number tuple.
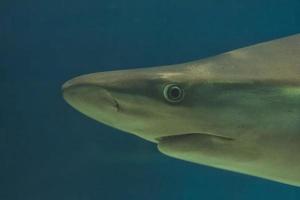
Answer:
(156, 133, 234, 143)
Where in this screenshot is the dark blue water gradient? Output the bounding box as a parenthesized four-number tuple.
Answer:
(1, 0, 300, 199)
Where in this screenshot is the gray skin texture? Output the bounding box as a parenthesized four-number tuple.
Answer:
(63, 34, 300, 186)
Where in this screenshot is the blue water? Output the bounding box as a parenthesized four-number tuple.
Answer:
(1, 0, 300, 199)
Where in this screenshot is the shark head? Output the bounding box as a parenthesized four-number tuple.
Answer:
(62, 65, 215, 142)
(62, 34, 300, 187)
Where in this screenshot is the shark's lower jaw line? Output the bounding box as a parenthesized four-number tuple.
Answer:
(155, 132, 235, 143)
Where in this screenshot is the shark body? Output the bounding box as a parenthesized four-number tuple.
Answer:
(63, 34, 300, 186)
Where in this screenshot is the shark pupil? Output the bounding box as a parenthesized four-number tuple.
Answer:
(163, 84, 184, 103)
(170, 87, 180, 98)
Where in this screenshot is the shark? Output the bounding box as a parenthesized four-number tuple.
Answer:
(62, 34, 300, 186)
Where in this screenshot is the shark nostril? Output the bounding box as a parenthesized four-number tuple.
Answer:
(102, 89, 120, 112)
(113, 98, 120, 112)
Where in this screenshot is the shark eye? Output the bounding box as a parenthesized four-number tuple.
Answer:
(163, 84, 184, 103)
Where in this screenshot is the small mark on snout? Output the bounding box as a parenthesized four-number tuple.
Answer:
(113, 98, 120, 112)
(102, 89, 120, 112)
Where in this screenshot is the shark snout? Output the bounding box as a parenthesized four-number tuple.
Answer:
(62, 75, 120, 116)
(62, 73, 101, 91)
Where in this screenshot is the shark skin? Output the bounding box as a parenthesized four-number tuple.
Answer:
(62, 34, 300, 186)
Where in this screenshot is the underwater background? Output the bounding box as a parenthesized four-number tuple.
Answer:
(1, 0, 300, 199)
